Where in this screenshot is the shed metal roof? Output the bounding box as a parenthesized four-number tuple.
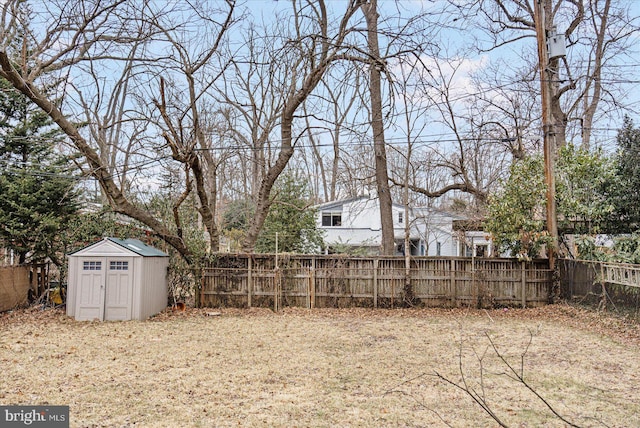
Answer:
(106, 238, 168, 257)
(69, 237, 168, 257)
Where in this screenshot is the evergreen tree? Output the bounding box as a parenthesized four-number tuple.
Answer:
(0, 33, 79, 265)
(612, 116, 640, 232)
(255, 174, 324, 254)
(221, 199, 256, 252)
(485, 145, 617, 258)
(484, 155, 550, 260)
(222, 199, 255, 232)
(556, 143, 617, 235)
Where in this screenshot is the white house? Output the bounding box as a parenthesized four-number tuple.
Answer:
(316, 196, 491, 256)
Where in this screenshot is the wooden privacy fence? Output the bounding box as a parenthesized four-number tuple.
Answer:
(0, 263, 48, 312)
(200, 255, 551, 309)
(559, 259, 640, 311)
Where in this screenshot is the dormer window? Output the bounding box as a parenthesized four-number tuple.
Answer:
(322, 211, 342, 226)
(398, 212, 403, 224)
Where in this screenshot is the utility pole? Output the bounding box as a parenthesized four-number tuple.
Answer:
(534, 0, 559, 270)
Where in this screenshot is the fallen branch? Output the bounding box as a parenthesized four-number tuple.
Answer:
(484, 331, 581, 427)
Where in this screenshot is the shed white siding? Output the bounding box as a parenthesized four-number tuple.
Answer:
(138, 256, 169, 320)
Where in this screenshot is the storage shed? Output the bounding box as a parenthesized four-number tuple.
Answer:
(67, 238, 169, 321)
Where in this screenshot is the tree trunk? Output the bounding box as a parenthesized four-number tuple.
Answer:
(580, 0, 610, 150)
(362, 0, 395, 255)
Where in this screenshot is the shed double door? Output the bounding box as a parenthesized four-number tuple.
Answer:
(77, 257, 134, 321)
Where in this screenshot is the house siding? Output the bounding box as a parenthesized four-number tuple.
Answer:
(316, 196, 482, 257)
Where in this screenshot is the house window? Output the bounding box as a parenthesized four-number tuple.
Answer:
(465, 244, 473, 257)
(398, 212, 403, 224)
(83, 261, 102, 271)
(110, 261, 129, 271)
(436, 242, 442, 256)
(322, 212, 342, 226)
(476, 245, 487, 257)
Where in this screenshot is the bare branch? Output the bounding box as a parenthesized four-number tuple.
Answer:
(484, 332, 582, 427)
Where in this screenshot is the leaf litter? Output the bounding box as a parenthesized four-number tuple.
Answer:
(0, 303, 639, 427)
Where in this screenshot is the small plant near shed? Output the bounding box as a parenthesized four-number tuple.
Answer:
(168, 256, 196, 308)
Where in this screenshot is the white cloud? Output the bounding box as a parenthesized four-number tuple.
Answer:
(390, 54, 490, 107)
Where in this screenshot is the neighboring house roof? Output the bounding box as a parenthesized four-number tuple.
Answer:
(413, 206, 468, 221)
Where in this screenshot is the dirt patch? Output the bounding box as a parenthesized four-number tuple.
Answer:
(1, 304, 639, 427)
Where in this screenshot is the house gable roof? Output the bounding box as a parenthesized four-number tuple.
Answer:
(315, 196, 362, 211)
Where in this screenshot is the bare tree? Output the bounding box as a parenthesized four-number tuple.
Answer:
(74, 41, 148, 198)
(214, 21, 288, 201)
(360, 0, 395, 255)
(299, 63, 360, 203)
(391, 53, 434, 297)
(467, 0, 640, 148)
(240, 0, 364, 252)
(0, 0, 237, 261)
(467, 60, 542, 161)
(148, 0, 237, 253)
(388, 51, 502, 210)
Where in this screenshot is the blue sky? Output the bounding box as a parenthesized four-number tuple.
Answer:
(240, 0, 640, 151)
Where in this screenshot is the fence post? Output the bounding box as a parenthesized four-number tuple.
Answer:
(310, 258, 316, 309)
(274, 267, 280, 312)
(307, 267, 312, 309)
(450, 259, 456, 307)
(373, 258, 378, 308)
(521, 262, 526, 308)
(198, 271, 204, 308)
(247, 256, 252, 308)
(599, 263, 606, 311)
(472, 256, 478, 308)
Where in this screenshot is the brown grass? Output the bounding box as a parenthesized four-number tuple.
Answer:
(1, 304, 639, 427)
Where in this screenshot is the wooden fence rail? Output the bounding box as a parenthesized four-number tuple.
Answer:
(602, 263, 640, 288)
(200, 255, 551, 309)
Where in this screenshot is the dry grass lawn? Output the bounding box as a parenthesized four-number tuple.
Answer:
(1, 304, 639, 427)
